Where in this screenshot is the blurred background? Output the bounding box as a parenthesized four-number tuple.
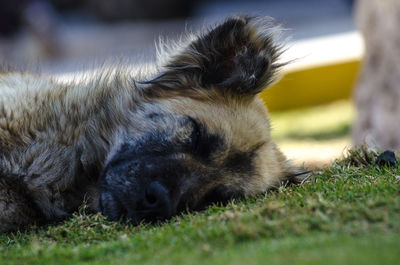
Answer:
(1, 0, 398, 168)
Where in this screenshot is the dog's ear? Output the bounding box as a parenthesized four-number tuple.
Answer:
(143, 15, 285, 97)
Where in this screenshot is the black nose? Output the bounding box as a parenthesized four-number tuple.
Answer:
(133, 181, 172, 222)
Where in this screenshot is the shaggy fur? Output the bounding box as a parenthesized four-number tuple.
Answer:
(0, 15, 304, 233)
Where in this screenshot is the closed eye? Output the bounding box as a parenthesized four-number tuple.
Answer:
(185, 116, 224, 161)
(187, 116, 201, 150)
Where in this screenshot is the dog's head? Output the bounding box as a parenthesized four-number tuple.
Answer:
(98, 16, 300, 223)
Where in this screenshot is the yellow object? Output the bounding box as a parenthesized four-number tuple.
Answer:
(260, 59, 362, 112)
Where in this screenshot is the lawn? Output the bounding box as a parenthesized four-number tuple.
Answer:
(271, 100, 354, 167)
(1, 103, 399, 265)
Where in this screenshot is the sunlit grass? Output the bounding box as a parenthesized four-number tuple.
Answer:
(270, 100, 354, 141)
(270, 100, 355, 167)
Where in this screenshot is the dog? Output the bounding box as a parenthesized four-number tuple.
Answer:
(0, 15, 304, 233)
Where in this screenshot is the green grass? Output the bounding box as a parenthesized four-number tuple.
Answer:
(1, 147, 399, 265)
(270, 100, 354, 141)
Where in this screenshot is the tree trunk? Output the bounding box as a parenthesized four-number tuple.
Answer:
(353, 0, 400, 150)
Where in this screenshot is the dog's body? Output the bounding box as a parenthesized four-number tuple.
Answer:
(0, 16, 302, 233)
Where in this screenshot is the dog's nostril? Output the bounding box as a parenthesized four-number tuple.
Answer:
(143, 181, 169, 208)
(145, 192, 158, 205)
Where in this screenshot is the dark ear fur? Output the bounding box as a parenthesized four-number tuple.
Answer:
(144, 15, 285, 96)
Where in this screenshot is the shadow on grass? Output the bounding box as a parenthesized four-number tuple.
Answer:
(276, 123, 351, 141)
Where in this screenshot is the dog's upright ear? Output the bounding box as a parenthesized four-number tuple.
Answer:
(144, 15, 285, 98)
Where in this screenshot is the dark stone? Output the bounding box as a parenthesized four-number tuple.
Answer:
(375, 150, 398, 166)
